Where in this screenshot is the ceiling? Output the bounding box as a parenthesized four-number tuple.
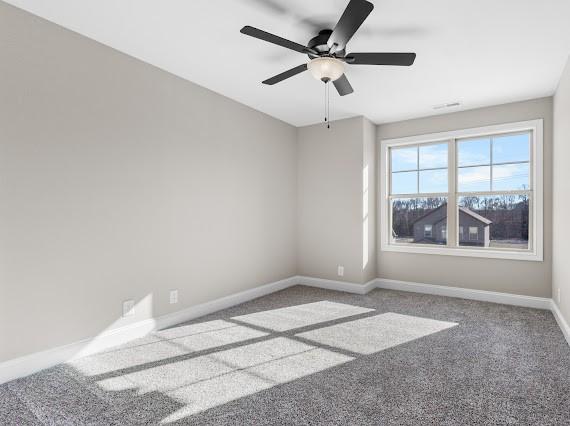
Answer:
(5, 0, 570, 126)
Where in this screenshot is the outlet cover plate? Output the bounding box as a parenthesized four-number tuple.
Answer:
(123, 300, 135, 317)
(170, 289, 179, 304)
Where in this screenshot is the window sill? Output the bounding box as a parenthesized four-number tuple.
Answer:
(380, 243, 543, 262)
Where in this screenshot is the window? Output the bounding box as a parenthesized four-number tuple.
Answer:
(380, 120, 543, 261)
(469, 227, 479, 241)
(390, 142, 448, 246)
(391, 143, 448, 194)
(392, 198, 447, 245)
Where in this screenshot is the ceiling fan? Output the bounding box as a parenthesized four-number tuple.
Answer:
(240, 0, 416, 96)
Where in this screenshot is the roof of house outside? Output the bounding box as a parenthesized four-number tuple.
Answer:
(459, 206, 493, 225)
(411, 204, 492, 226)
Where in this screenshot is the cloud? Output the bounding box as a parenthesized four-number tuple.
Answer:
(458, 163, 529, 191)
(391, 147, 417, 171)
(458, 139, 490, 166)
(458, 167, 490, 185)
(419, 144, 448, 169)
(392, 144, 448, 171)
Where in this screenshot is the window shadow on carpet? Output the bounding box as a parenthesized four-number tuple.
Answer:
(59, 301, 457, 424)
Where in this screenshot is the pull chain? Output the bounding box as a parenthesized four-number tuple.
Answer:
(324, 82, 328, 127)
(324, 81, 331, 129)
(327, 82, 331, 129)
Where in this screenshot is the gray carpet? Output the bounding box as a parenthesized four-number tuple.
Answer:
(1, 285, 569, 425)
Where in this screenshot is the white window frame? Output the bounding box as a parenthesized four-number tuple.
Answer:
(424, 224, 433, 238)
(380, 119, 543, 262)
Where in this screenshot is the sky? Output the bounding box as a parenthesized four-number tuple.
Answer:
(391, 134, 530, 194)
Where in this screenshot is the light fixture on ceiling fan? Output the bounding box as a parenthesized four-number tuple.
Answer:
(307, 57, 345, 83)
(241, 0, 416, 127)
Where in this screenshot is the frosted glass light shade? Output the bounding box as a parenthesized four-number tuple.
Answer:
(307, 57, 345, 82)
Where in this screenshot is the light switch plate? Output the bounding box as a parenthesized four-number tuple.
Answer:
(337, 265, 344, 277)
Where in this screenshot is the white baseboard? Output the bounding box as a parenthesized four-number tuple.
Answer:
(551, 301, 570, 346)
(296, 276, 552, 310)
(376, 278, 552, 310)
(1, 274, 566, 385)
(0, 276, 296, 385)
(0, 318, 157, 386)
(295, 275, 374, 295)
(156, 276, 297, 330)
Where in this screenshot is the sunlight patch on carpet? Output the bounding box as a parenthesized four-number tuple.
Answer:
(231, 301, 374, 331)
(69, 321, 267, 376)
(296, 312, 458, 354)
(157, 337, 352, 423)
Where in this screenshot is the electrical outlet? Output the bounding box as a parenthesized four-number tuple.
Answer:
(170, 289, 179, 305)
(558, 288, 561, 304)
(337, 265, 344, 277)
(122, 300, 135, 317)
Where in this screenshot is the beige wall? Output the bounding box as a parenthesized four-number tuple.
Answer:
(297, 117, 374, 284)
(376, 98, 553, 298)
(363, 118, 377, 283)
(0, 3, 297, 362)
(553, 57, 570, 322)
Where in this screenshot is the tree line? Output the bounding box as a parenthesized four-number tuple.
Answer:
(392, 195, 529, 240)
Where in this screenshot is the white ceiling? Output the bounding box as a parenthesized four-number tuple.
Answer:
(5, 0, 570, 126)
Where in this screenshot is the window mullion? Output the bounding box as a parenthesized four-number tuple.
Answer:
(447, 139, 457, 247)
(416, 146, 420, 193)
(490, 136, 494, 191)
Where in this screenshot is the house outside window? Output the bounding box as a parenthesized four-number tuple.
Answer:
(380, 120, 543, 261)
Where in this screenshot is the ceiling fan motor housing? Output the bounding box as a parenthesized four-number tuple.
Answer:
(307, 30, 345, 59)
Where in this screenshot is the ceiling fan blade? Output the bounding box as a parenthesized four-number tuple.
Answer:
(328, 0, 374, 52)
(263, 64, 308, 85)
(241, 26, 315, 54)
(333, 74, 354, 96)
(346, 52, 416, 66)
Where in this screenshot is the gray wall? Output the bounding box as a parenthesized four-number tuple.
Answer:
(363, 119, 377, 283)
(376, 98, 553, 298)
(553, 57, 570, 324)
(297, 116, 376, 285)
(0, 2, 297, 362)
(297, 117, 365, 284)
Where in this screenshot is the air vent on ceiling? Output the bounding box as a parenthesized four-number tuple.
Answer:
(433, 102, 461, 110)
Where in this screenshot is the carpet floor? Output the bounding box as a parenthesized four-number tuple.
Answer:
(1, 285, 569, 425)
